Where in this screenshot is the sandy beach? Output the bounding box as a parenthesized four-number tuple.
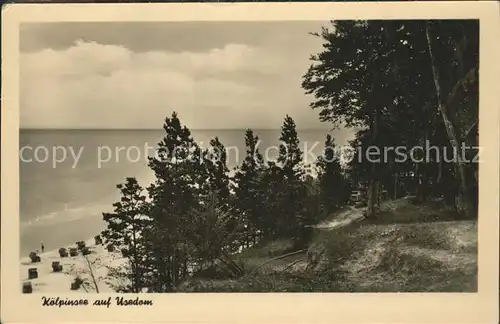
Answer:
(20, 237, 127, 293)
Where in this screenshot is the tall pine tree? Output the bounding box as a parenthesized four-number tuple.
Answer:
(233, 129, 266, 243)
(101, 177, 151, 292)
(206, 137, 231, 207)
(145, 112, 201, 291)
(278, 115, 304, 181)
(316, 134, 346, 213)
(276, 115, 306, 240)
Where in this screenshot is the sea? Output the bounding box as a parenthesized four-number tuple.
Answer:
(19, 129, 352, 257)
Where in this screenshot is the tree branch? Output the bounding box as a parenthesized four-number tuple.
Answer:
(462, 119, 478, 141)
(280, 257, 306, 273)
(444, 66, 478, 110)
(83, 255, 100, 293)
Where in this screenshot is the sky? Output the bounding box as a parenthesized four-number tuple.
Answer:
(20, 21, 343, 131)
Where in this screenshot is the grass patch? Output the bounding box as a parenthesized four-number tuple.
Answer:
(404, 268, 477, 292)
(397, 224, 452, 250)
(340, 247, 464, 292)
(341, 228, 477, 292)
(235, 238, 298, 273)
(372, 199, 459, 225)
(186, 198, 477, 292)
(313, 205, 352, 225)
(375, 247, 443, 278)
(239, 239, 295, 259)
(180, 272, 345, 292)
(310, 221, 380, 271)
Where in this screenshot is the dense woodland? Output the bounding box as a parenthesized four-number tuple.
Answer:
(100, 20, 479, 292)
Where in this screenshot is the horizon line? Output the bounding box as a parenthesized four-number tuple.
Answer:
(20, 127, 338, 131)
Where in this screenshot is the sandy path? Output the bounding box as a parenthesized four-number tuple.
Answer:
(312, 206, 365, 230)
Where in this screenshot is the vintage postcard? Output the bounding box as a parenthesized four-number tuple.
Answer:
(1, 2, 499, 323)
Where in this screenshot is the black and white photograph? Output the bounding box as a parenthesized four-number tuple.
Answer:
(1, 2, 499, 323)
(17, 17, 482, 294)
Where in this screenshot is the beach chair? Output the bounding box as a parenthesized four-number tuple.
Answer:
(58, 247, 68, 258)
(28, 268, 38, 279)
(76, 241, 86, 250)
(29, 251, 41, 263)
(52, 261, 63, 272)
(22, 281, 33, 293)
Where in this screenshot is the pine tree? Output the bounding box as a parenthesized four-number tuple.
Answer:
(278, 115, 303, 180)
(233, 129, 266, 243)
(204, 137, 240, 251)
(259, 161, 287, 238)
(145, 112, 201, 291)
(316, 134, 346, 213)
(276, 115, 306, 240)
(302, 20, 478, 218)
(206, 137, 231, 206)
(189, 192, 244, 276)
(101, 177, 151, 292)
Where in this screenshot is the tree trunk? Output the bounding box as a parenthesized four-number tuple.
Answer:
(393, 173, 398, 199)
(421, 170, 428, 202)
(425, 22, 474, 218)
(416, 163, 428, 203)
(436, 158, 443, 184)
(218, 251, 244, 277)
(366, 179, 375, 217)
(366, 101, 379, 219)
(375, 181, 381, 208)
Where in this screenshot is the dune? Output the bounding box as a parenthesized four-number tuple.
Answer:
(20, 237, 127, 293)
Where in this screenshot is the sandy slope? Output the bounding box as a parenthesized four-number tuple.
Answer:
(338, 220, 478, 291)
(242, 197, 477, 292)
(20, 238, 127, 293)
